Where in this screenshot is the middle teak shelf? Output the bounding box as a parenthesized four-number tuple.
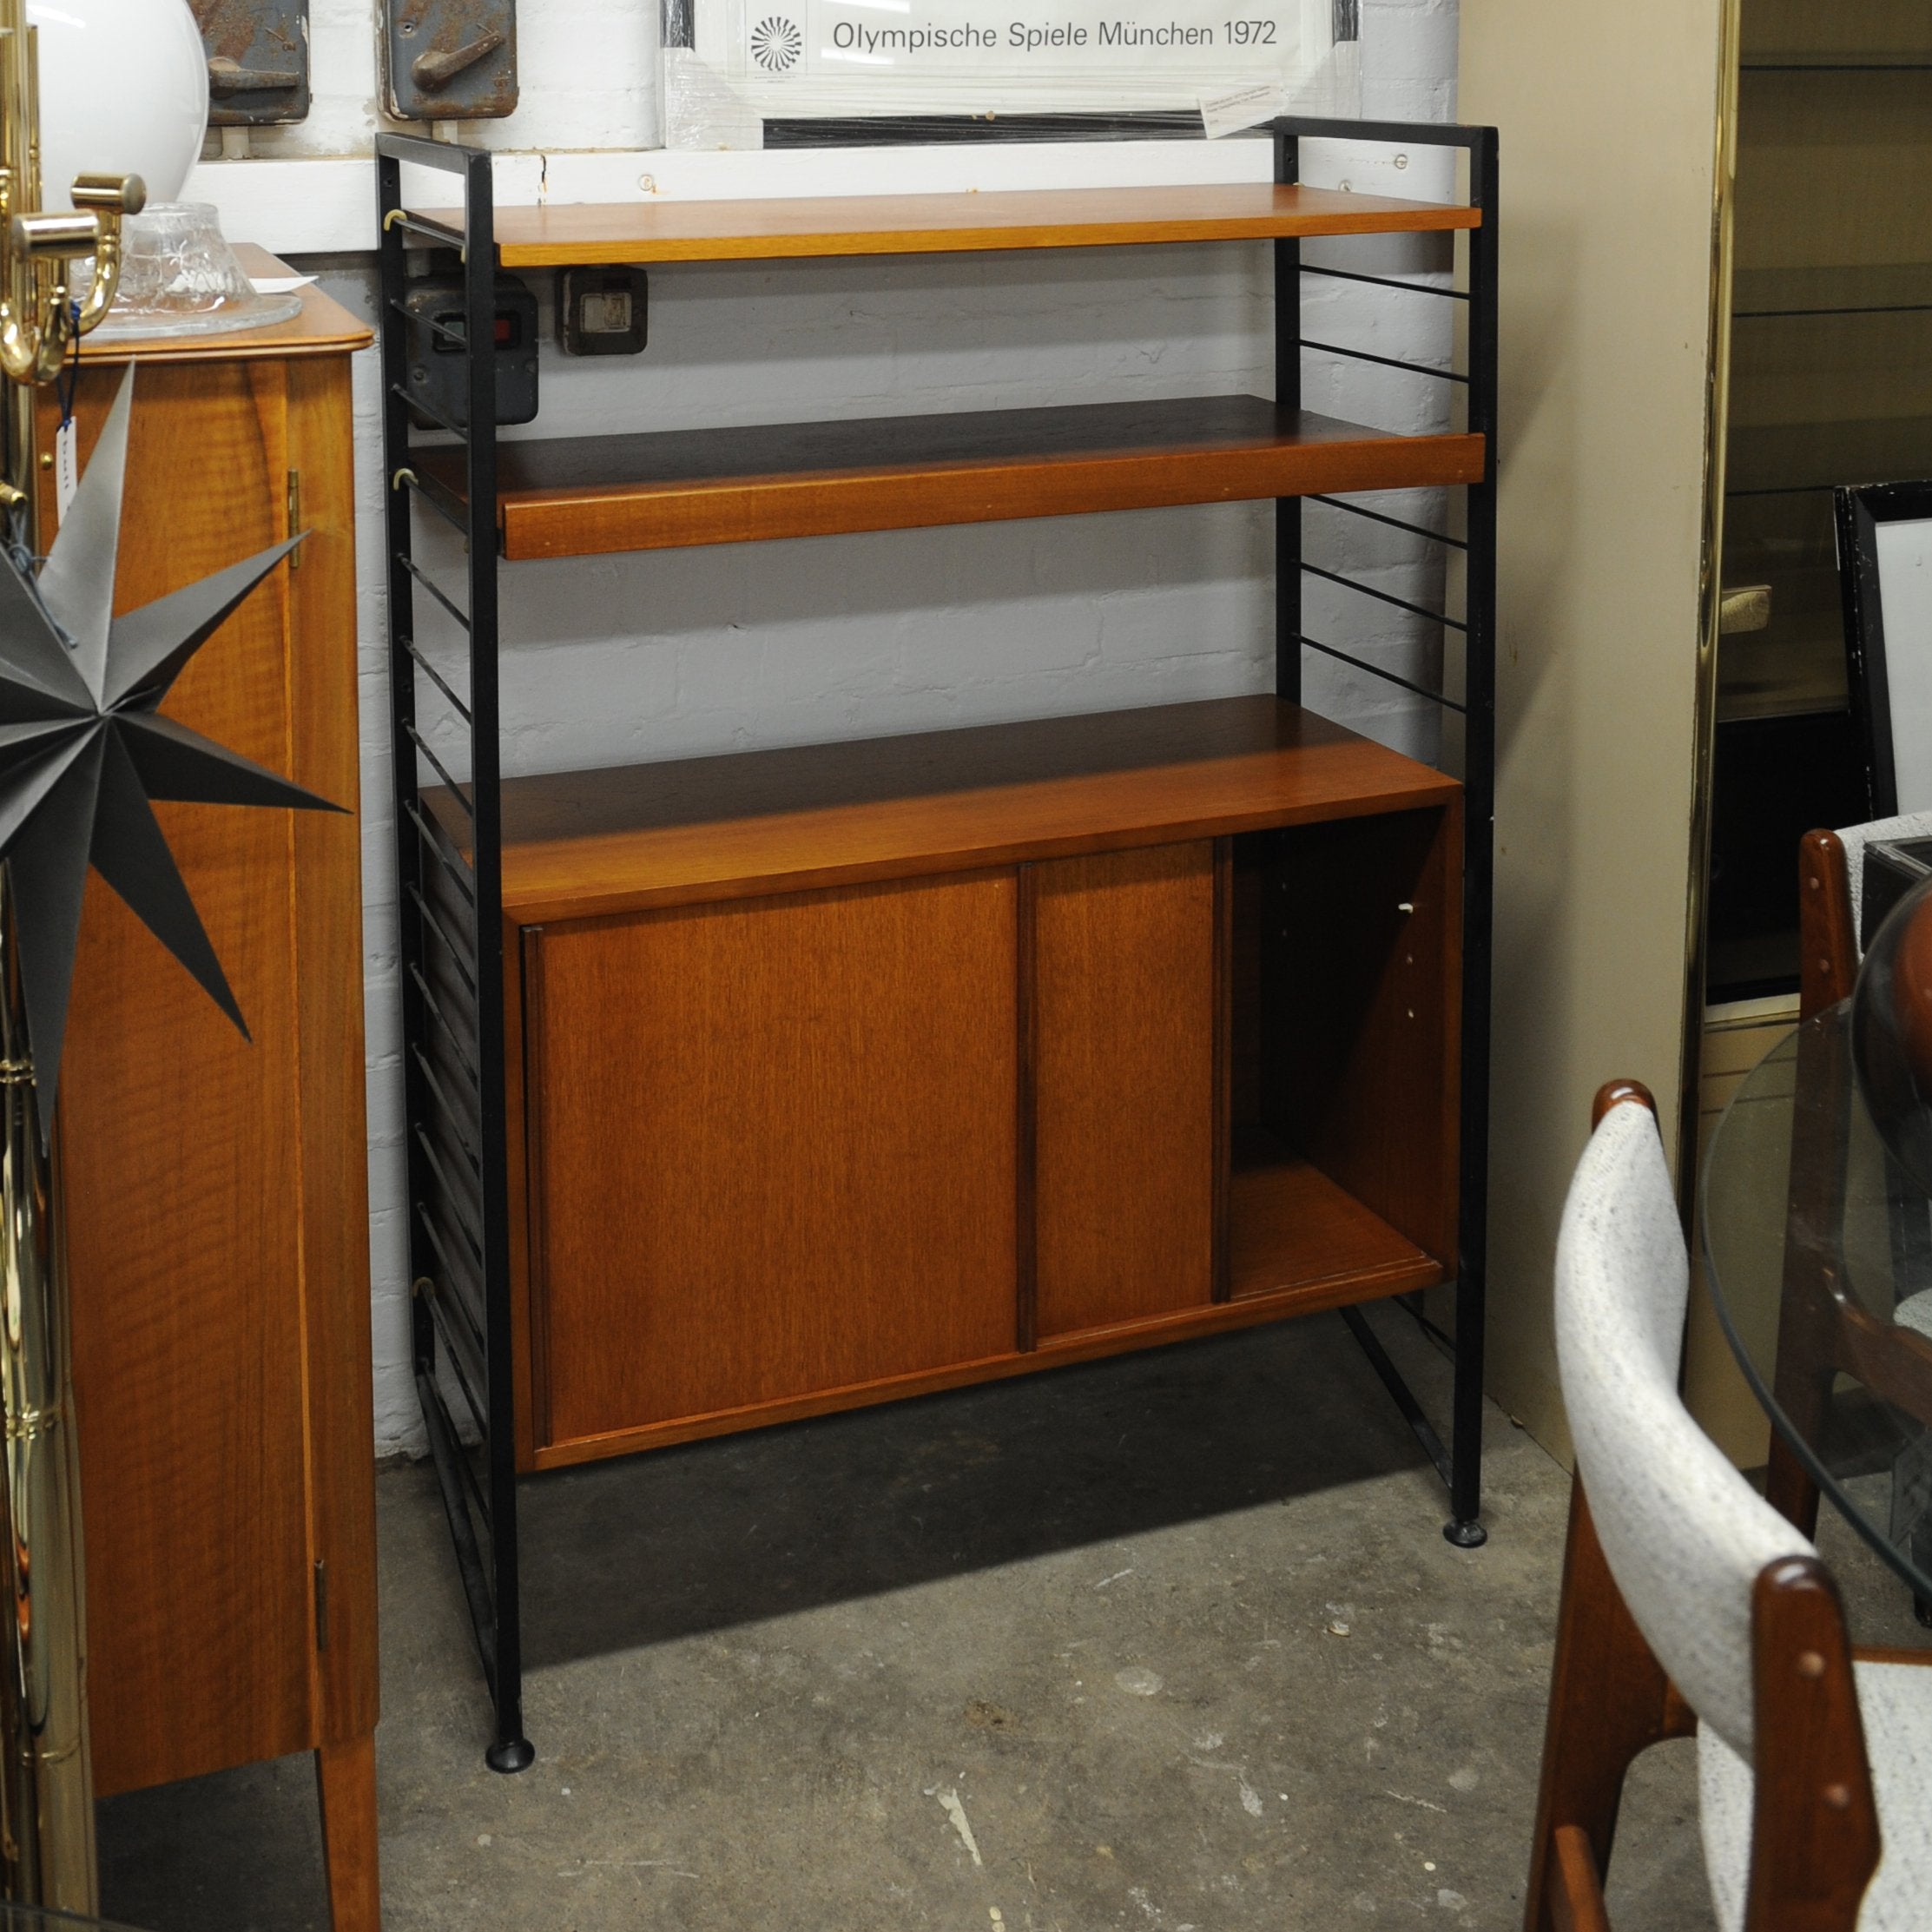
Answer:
(419, 396, 1487, 560)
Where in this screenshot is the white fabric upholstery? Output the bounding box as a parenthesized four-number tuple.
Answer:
(1698, 1660, 1932, 1932)
(1554, 1102, 1813, 1758)
(1557, 1099, 1932, 1929)
(1697, 1725, 1752, 1932)
(1896, 1290, 1932, 1342)
(1835, 811, 1932, 953)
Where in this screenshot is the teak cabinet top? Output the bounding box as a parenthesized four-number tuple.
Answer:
(426, 696, 1462, 926)
(73, 247, 370, 365)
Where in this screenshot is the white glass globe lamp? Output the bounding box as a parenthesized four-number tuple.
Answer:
(28, 0, 209, 214)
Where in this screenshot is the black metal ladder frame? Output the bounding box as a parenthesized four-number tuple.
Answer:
(377, 115, 1498, 1770)
(1270, 118, 1499, 1548)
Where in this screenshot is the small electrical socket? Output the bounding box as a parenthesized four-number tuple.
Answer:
(557, 267, 649, 358)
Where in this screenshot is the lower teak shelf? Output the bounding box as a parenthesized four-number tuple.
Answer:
(425, 696, 1461, 1473)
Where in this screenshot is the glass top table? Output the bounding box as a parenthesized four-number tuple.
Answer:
(1700, 999, 1932, 1603)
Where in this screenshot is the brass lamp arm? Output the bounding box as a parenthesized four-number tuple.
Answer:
(0, 177, 142, 392)
(1, 218, 94, 386)
(0, 0, 150, 513)
(67, 173, 143, 334)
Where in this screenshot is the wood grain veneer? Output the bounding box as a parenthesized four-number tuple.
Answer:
(524, 874, 1020, 1455)
(39, 313, 378, 1926)
(283, 354, 381, 1763)
(427, 184, 1481, 269)
(317, 1737, 381, 1932)
(425, 696, 1461, 925)
(53, 359, 315, 1796)
(422, 399, 1485, 559)
(525, 1239, 1448, 1473)
(1226, 1131, 1440, 1302)
(1031, 843, 1217, 1338)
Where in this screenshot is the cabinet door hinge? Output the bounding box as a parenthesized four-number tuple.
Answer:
(313, 1559, 329, 1651)
(287, 469, 302, 569)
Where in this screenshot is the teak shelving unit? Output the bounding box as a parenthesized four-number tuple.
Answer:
(378, 119, 1498, 1770)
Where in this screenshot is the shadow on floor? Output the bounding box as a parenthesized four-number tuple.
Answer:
(511, 1303, 1447, 1670)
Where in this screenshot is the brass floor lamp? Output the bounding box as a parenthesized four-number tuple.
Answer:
(0, 0, 144, 1909)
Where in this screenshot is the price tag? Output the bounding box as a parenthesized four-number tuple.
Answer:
(54, 419, 78, 528)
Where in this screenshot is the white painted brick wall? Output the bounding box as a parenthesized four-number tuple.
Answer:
(266, 0, 1459, 1453)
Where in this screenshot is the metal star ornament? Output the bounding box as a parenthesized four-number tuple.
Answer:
(0, 367, 341, 1129)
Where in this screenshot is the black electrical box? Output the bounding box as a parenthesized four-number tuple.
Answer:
(557, 267, 648, 357)
(192, 0, 313, 125)
(401, 272, 540, 429)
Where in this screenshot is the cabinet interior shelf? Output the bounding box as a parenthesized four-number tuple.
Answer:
(422, 183, 1480, 269)
(424, 397, 1486, 561)
(1228, 1131, 1437, 1302)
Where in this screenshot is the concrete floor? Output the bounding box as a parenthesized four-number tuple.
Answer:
(96, 1303, 1928, 1931)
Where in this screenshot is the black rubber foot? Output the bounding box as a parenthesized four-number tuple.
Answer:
(486, 1737, 536, 1774)
(1916, 1597, 1932, 1631)
(1443, 1517, 1488, 1549)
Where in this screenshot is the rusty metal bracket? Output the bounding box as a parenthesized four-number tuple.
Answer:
(381, 0, 518, 122)
(191, 0, 312, 127)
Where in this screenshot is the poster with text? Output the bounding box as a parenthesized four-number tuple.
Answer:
(667, 0, 1350, 145)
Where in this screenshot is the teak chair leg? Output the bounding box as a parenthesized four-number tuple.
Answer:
(1765, 1433, 1823, 1541)
(316, 1733, 382, 1932)
(1525, 1483, 1694, 1932)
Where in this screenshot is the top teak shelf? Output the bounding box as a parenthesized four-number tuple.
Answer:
(427, 184, 1481, 268)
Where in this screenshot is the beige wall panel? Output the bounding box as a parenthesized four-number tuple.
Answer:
(1461, 1, 1731, 1460)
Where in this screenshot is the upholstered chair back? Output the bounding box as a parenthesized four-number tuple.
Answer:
(1837, 810, 1932, 951)
(1553, 1098, 1812, 1759)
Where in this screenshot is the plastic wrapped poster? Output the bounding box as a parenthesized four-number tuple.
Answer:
(662, 0, 1356, 148)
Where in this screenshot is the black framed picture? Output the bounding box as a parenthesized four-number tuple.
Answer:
(1838, 479, 1932, 820)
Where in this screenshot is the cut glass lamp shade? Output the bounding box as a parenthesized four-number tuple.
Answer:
(29, 0, 208, 213)
(85, 205, 301, 342)
(1852, 874, 1932, 1197)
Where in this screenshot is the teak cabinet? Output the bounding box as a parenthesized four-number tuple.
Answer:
(379, 124, 1497, 1764)
(40, 267, 381, 1931)
(454, 701, 1462, 1469)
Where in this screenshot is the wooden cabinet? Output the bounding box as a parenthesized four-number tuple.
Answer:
(460, 698, 1461, 1472)
(39, 269, 380, 1930)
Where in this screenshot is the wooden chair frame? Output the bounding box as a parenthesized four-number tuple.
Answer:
(1772, 832, 1932, 1547)
(1525, 1082, 1912, 1932)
